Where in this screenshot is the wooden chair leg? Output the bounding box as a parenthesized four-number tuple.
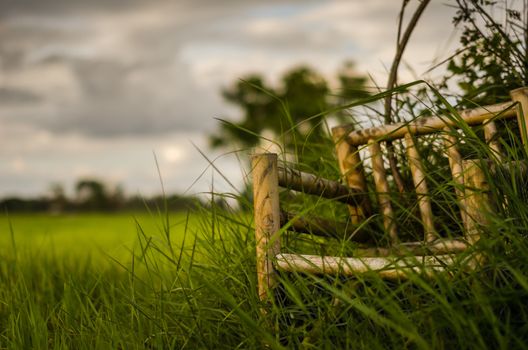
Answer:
(405, 133, 436, 242)
(461, 159, 491, 245)
(368, 140, 398, 244)
(443, 131, 469, 230)
(252, 153, 281, 302)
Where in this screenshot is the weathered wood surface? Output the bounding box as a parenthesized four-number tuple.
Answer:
(252, 154, 281, 300)
(368, 140, 398, 244)
(333, 101, 516, 146)
(405, 133, 436, 242)
(280, 210, 371, 242)
(275, 253, 476, 279)
(333, 127, 371, 223)
(278, 166, 365, 207)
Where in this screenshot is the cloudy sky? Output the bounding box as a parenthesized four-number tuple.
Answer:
(0, 0, 459, 198)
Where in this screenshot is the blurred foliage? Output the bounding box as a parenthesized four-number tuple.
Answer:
(437, 0, 528, 107)
(210, 61, 369, 151)
(76, 179, 119, 211)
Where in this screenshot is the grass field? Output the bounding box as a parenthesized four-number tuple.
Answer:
(2, 150, 528, 348)
(0, 212, 200, 267)
(0, 209, 236, 349)
(2, 89, 528, 348)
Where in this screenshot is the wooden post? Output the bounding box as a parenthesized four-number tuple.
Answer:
(443, 131, 468, 229)
(368, 139, 398, 244)
(510, 87, 528, 146)
(404, 133, 436, 242)
(332, 127, 370, 223)
(461, 160, 491, 245)
(252, 153, 281, 301)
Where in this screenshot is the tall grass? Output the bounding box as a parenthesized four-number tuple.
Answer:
(1, 85, 528, 349)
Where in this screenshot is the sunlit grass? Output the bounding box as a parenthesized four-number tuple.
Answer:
(0, 212, 200, 266)
(1, 84, 528, 348)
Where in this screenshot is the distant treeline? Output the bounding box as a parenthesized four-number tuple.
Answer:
(1, 178, 205, 213)
(0, 194, 201, 213)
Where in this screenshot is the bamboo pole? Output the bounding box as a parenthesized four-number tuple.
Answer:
(354, 239, 468, 257)
(334, 101, 516, 146)
(332, 127, 371, 223)
(404, 133, 436, 242)
(461, 159, 491, 245)
(252, 153, 281, 301)
(483, 119, 502, 160)
(443, 131, 468, 229)
(277, 166, 364, 207)
(368, 139, 398, 244)
(275, 253, 477, 279)
(510, 87, 528, 146)
(280, 211, 371, 242)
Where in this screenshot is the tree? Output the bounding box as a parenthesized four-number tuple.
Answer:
(48, 182, 67, 213)
(76, 179, 111, 211)
(210, 62, 369, 153)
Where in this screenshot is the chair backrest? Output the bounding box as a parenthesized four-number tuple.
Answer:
(251, 87, 528, 300)
(331, 87, 528, 244)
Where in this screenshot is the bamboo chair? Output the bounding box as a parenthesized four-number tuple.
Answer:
(251, 87, 528, 301)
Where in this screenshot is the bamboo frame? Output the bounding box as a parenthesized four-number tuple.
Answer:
(405, 133, 436, 242)
(332, 127, 371, 223)
(277, 166, 364, 207)
(252, 154, 281, 301)
(368, 139, 398, 244)
(252, 87, 527, 298)
(335, 101, 516, 146)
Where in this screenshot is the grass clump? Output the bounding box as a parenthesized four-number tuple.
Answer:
(2, 85, 528, 349)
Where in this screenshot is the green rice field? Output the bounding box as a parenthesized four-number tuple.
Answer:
(0, 212, 200, 266)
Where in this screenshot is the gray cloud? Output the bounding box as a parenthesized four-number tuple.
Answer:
(0, 1, 242, 137)
(0, 86, 41, 104)
(0, 0, 459, 140)
(0, 0, 464, 197)
(0, 0, 148, 16)
(0, 58, 225, 137)
(1, 1, 447, 136)
(0, 0, 312, 18)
